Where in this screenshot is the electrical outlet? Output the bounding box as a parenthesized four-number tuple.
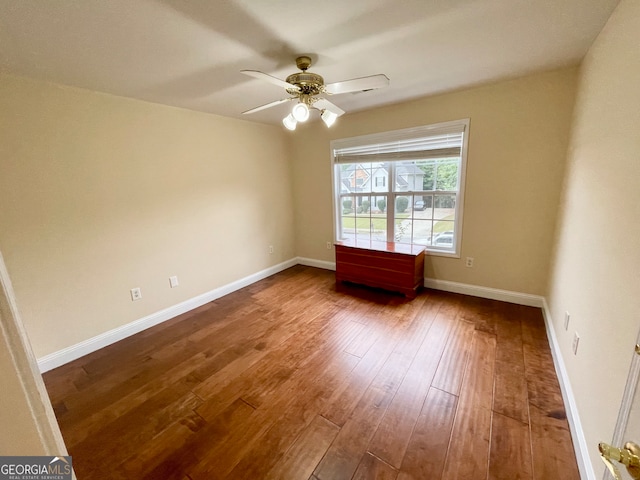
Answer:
(130, 287, 142, 301)
(169, 276, 179, 288)
(269, 245, 274, 254)
(564, 311, 570, 331)
(465, 257, 474, 267)
(572, 332, 580, 355)
(326, 241, 332, 250)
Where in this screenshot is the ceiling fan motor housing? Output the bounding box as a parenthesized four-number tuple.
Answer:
(286, 72, 325, 95)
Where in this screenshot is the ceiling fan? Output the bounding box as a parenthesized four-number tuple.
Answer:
(241, 55, 389, 130)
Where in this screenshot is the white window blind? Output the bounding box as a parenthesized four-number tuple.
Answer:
(333, 123, 465, 164)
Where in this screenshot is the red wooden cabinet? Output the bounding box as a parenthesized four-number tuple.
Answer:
(334, 239, 425, 298)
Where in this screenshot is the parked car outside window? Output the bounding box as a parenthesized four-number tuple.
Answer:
(433, 231, 454, 246)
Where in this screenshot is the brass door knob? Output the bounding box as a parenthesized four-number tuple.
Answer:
(599, 441, 640, 480)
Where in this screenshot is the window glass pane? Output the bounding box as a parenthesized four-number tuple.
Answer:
(353, 195, 372, 242)
(395, 161, 424, 192)
(371, 216, 387, 242)
(434, 194, 456, 221)
(358, 195, 372, 215)
(340, 165, 352, 195)
(421, 195, 433, 220)
(394, 218, 412, 244)
(362, 163, 374, 194)
(367, 201, 387, 241)
(372, 195, 387, 214)
(371, 163, 389, 192)
(394, 195, 411, 214)
(410, 194, 419, 214)
(418, 160, 435, 190)
(432, 220, 455, 246)
(432, 231, 454, 247)
(435, 158, 459, 190)
(342, 195, 356, 215)
(412, 220, 431, 245)
(393, 194, 412, 243)
(341, 194, 388, 242)
(343, 163, 372, 194)
(341, 202, 356, 241)
(369, 163, 379, 194)
(412, 194, 431, 218)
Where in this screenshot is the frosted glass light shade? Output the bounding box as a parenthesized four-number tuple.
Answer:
(321, 109, 338, 127)
(291, 102, 310, 122)
(282, 113, 297, 130)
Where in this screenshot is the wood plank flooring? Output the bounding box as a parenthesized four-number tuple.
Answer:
(42, 266, 580, 479)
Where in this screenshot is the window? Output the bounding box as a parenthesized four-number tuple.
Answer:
(374, 176, 386, 188)
(332, 119, 469, 256)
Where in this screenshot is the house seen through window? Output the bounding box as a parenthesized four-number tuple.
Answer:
(332, 119, 469, 255)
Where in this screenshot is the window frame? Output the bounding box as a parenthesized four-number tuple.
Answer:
(331, 119, 470, 257)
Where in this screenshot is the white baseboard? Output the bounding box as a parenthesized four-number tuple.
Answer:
(297, 257, 336, 271)
(296, 258, 545, 308)
(424, 278, 544, 307)
(540, 299, 594, 480)
(37, 258, 298, 373)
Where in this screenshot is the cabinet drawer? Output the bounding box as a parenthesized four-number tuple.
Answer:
(336, 249, 414, 273)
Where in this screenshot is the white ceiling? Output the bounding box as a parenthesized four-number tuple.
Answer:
(0, 0, 619, 125)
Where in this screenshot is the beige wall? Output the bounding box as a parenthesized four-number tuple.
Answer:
(547, 0, 640, 474)
(291, 68, 578, 296)
(0, 74, 295, 358)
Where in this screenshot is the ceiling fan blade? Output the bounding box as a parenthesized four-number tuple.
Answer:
(242, 97, 294, 115)
(325, 74, 390, 95)
(241, 70, 300, 91)
(314, 98, 345, 117)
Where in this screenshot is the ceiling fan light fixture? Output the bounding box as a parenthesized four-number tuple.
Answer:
(241, 55, 389, 127)
(282, 113, 297, 130)
(291, 102, 310, 122)
(321, 109, 338, 128)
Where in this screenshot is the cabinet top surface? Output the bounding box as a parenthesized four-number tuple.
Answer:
(335, 239, 426, 256)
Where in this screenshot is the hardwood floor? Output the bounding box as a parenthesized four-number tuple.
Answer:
(43, 266, 580, 479)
